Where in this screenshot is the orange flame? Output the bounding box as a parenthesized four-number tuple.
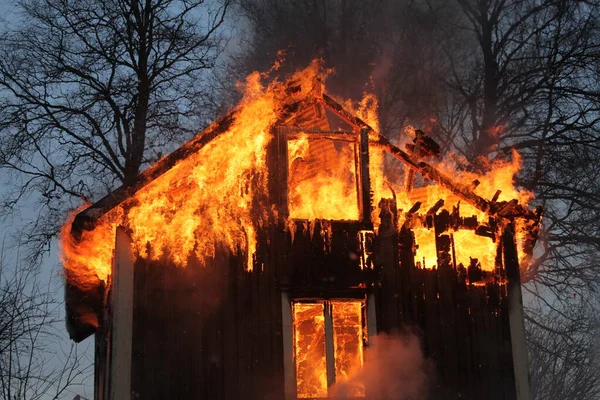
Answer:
(331, 300, 365, 397)
(59, 60, 534, 289)
(293, 302, 328, 398)
(60, 62, 323, 289)
(399, 150, 533, 273)
(59, 204, 121, 291)
(288, 135, 359, 220)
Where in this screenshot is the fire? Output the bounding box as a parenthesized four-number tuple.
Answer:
(413, 227, 437, 269)
(293, 302, 328, 398)
(60, 62, 323, 290)
(59, 58, 534, 291)
(292, 300, 365, 398)
(124, 71, 276, 269)
(288, 135, 359, 220)
(59, 204, 121, 291)
(331, 300, 365, 397)
(403, 152, 532, 272)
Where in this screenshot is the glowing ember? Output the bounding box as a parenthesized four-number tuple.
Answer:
(331, 300, 364, 397)
(293, 302, 327, 398)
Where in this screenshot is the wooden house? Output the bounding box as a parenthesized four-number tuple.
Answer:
(64, 75, 540, 400)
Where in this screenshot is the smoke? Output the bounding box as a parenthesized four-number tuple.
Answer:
(331, 332, 433, 400)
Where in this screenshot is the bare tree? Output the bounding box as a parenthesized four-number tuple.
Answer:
(439, 0, 600, 301)
(527, 298, 600, 400)
(0, 0, 230, 257)
(435, 0, 600, 396)
(0, 245, 89, 400)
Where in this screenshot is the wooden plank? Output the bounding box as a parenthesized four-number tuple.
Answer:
(324, 302, 336, 390)
(503, 224, 531, 400)
(281, 292, 295, 400)
(109, 227, 135, 400)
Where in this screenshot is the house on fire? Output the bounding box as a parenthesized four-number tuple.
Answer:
(63, 68, 541, 400)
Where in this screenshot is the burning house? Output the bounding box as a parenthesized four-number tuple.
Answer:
(62, 64, 541, 400)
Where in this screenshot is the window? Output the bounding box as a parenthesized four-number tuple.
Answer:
(291, 299, 366, 399)
(287, 135, 359, 221)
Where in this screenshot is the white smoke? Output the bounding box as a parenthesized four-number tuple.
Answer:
(331, 333, 432, 400)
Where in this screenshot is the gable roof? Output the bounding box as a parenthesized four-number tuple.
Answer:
(70, 90, 370, 238)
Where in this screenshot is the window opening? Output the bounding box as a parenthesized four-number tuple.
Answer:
(292, 299, 366, 399)
(287, 136, 359, 221)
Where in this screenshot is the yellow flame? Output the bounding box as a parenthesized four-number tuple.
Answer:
(59, 59, 534, 290)
(60, 62, 324, 289)
(288, 135, 359, 220)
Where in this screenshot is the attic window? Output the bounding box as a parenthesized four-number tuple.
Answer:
(287, 135, 359, 221)
(292, 300, 365, 399)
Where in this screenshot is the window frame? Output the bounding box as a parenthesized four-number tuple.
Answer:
(282, 293, 377, 400)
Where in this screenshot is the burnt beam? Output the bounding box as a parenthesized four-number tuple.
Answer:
(371, 135, 492, 214)
(359, 127, 372, 228)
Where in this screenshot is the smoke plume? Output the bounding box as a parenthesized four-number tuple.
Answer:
(331, 332, 432, 400)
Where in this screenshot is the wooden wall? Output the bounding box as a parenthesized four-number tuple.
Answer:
(127, 246, 284, 400)
(375, 200, 518, 400)
(93, 126, 523, 399)
(107, 214, 520, 400)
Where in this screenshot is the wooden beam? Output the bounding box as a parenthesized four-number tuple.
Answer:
(359, 127, 372, 228)
(286, 131, 357, 142)
(324, 302, 336, 391)
(503, 223, 532, 400)
(372, 136, 492, 214)
(281, 293, 295, 400)
(109, 227, 135, 400)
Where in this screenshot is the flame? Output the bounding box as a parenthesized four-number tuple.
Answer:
(397, 150, 533, 273)
(125, 71, 276, 270)
(413, 227, 437, 269)
(288, 135, 359, 220)
(293, 302, 327, 398)
(452, 230, 496, 271)
(292, 300, 365, 398)
(331, 300, 365, 397)
(60, 62, 323, 289)
(59, 58, 534, 290)
(59, 204, 121, 291)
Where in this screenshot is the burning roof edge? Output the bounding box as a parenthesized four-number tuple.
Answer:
(70, 91, 541, 238)
(70, 111, 237, 237)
